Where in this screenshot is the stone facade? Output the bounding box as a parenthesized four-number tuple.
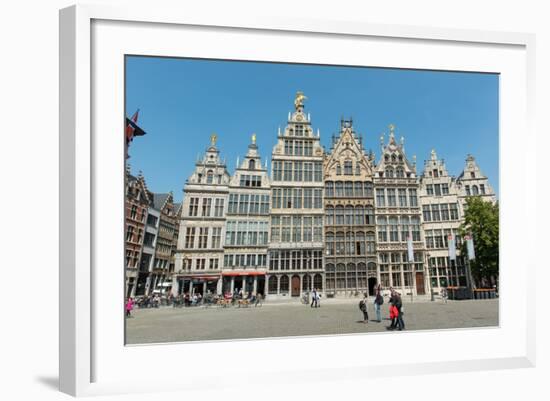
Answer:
(373, 127, 427, 296)
(419, 150, 467, 293)
(125, 170, 150, 297)
(323, 119, 377, 296)
(223, 136, 270, 296)
(267, 93, 324, 298)
(173, 136, 230, 296)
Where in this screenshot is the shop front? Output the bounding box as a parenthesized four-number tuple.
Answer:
(221, 271, 266, 296)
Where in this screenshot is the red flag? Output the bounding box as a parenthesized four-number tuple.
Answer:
(125, 109, 145, 144)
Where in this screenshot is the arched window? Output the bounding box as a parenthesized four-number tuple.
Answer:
(356, 231, 366, 255)
(206, 170, 214, 184)
(354, 182, 363, 197)
(335, 181, 344, 197)
(347, 263, 357, 288)
(249, 159, 255, 170)
(396, 168, 405, 178)
(325, 264, 335, 290)
(336, 164, 342, 175)
(472, 185, 479, 195)
(385, 168, 394, 178)
(366, 232, 376, 254)
(336, 232, 345, 255)
(326, 233, 335, 256)
(355, 164, 361, 175)
(355, 206, 365, 225)
(365, 206, 374, 225)
(335, 206, 344, 225)
(391, 154, 397, 162)
(268, 276, 278, 294)
(345, 181, 353, 197)
(336, 264, 346, 289)
(364, 182, 373, 197)
(197, 174, 202, 183)
(302, 274, 312, 291)
(346, 232, 354, 255)
(279, 275, 289, 293)
(313, 274, 323, 290)
(345, 205, 354, 225)
(389, 217, 399, 242)
(325, 206, 334, 226)
(325, 181, 334, 197)
(377, 216, 387, 242)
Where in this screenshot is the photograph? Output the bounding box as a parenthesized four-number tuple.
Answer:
(123, 56, 499, 345)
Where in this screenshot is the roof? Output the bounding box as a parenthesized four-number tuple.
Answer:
(152, 193, 171, 210)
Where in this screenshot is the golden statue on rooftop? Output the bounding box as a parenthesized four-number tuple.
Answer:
(210, 133, 217, 146)
(294, 91, 307, 110)
(251, 133, 257, 144)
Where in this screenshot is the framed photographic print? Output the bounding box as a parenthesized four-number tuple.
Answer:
(60, 3, 536, 397)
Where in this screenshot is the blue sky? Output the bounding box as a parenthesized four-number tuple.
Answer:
(125, 56, 499, 203)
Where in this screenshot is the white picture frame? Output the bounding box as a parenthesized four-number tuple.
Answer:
(59, 4, 536, 397)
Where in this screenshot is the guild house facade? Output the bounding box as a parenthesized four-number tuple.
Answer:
(164, 92, 497, 299)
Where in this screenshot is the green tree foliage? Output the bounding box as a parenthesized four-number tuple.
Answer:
(459, 197, 499, 288)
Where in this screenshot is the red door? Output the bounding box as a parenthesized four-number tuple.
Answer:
(416, 272, 425, 295)
(291, 276, 301, 297)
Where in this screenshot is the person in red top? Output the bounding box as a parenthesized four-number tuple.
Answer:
(125, 297, 134, 318)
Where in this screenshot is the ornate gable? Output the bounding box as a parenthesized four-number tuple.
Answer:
(375, 124, 416, 179)
(324, 119, 373, 180)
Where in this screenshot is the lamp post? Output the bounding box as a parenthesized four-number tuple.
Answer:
(426, 252, 434, 301)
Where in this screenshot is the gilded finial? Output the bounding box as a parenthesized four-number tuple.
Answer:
(251, 133, 256, 144)
(210, 133, 217, 146)
(294, 91, 307, 110)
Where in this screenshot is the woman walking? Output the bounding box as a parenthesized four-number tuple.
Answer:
(374, 289, 384, 322)
(125, 297, 134, 318)
(359, 293, 369, 323)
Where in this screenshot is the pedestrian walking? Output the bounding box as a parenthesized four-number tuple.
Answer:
(125, 297, 134, 318)
(394, 292, 405, 331)
(374, 289, 384, 322)
(310, 288, 317, 308)
(441, 287, 448, 303)
(359, 294, 369, 323)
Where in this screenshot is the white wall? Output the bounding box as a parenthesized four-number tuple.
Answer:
(1, 0, 548, 400)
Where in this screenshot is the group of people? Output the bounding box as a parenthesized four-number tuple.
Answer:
(358, 286, 405, 331)
(310, 288, 321, 308)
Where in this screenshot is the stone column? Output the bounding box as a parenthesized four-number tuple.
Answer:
(230, 277, 235, 293)
(203, 282, 207, 295)
(189, 281, 194, 295)
(171, 275, 179, 296)
(216, 278, 223, 295)
(277, 275, 281, 295)
(253, 276, 258, 294)
(299, 274, 304, 297)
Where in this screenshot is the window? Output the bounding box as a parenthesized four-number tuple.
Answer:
(130, 205, 137, 219)
(283, 162, 292, 181)
(209, 258, 219, 270)
(387, 189, 396, 207)
(293, 188, 302, 208)
(472, 185, 479, 195)
(409, 189, 418, 207)
(396, 168, 405, 178)
(470, 172, 475, 178)
(431, 204, 441, 221)
(282, 189, 292, 208)
(389, 217, 399, 242)
(272, 189, 281, 209)
(249, 195, 260, 214)
(433, 169, 439, 178)
(314, 162, 323, 182)
(214, 198, 224, 217)
(336, 164, 342, 175)
(364, 182, 373, 197)
(345, 181, 353, 197)
(206, 170, 213, 184)
(284, 140, 293, 155)
(423, 205, 431, 222)
(480, 184, 486, 194)
(385, 168, 394, 178)
(401, 216, 409, 243)
(326, 181, 334, 197)
(126, 225, 134, 242)
(434, 184, 441, 196)
(326, 206, 334, 225)
(211, 227, 221, 248)
(426, 185, 434, 195)
(304, 163, 313, 181)
(465, 185, 471, 196)
(450, 203, 459, 220)
(440, 203, 450, 221)
(376, 189, 385, 207)
(411, 217, 421, 241)
(260, 195, 269, 214)
(377, 217, 387, 242)
(335, 206, 344, 225)
(238, 194, 249, 214)
(354, 206, 365, 225)
(295, 140, 303, 156)
(198, 227, 208, 248)
(189, 198, 199, 216)
(442, 183, 449, 195)
(344, 161, 353, 175)
(304, 141, 312, 156)
(304, 217, 313, 242)
(356, 164, 361, 175)
(185, 227, 196, 248)
(366, 232, 375, 254)
(228, 194, 238, 214)
(365, 206, 374, 225)
(398, 189, 407, 207)
(273, 161, 282, 181)
(314, 189, 323, 209)
(345, 205, 354, 225)
(271, 216, 280, 242)
(294, 162, 303, 181)
(326, 233, 335, 256)
(304, 189, 313, 208)
(292, 216, 302, 242)
(335, 181, 344, 197)
(196, 259, 206, 270)
(354, 182, 363, 197)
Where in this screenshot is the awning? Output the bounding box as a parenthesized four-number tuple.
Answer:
(222, 272, 266, 277)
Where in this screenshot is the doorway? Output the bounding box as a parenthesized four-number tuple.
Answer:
(291, 275, 301, 297)
(416, 272, 425, 295)
(368, 277, 377, 296)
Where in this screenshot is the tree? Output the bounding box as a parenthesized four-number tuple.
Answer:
(459, 197, 499, 288)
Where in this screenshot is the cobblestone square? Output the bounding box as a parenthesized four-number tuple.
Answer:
(126, 298, 498, 345)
